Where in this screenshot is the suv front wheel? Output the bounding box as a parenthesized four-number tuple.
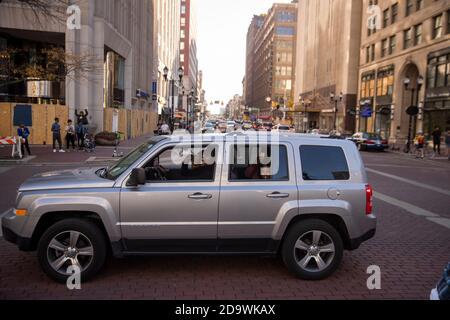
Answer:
(282, 219, 343, 280)
(37, 219, 107, 283)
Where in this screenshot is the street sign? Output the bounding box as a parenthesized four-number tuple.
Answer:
(406, 106, 419, 116)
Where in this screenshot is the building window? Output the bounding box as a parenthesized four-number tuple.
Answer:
(376, 66, 395, 97)
(361, 72, 376, 98)
(181, 5, 186, 15)
(181, 18, 186, 27)
(371, 44, 375, 61)
(391, 3, 398, 24)
(416, 0, 423, 11)
(427, 54, 450, 89)
(447, 10, 450, 34)
(389, 35, 396, 54)
(180, 29, 185, 39)
(366, 46, 370, 63)
(406, 0, 414, 17)
(277, 12, 296, 22)
(180, 42, 185, 50)
(276, 27, 295, 36)
(404, 28, 413, 49)
(432, 14, 443, 39)
(381, 39, 388, 57)
(180, 54, 184, 63)
(414, 24, 423, 46)
(383, 9, 389, 28)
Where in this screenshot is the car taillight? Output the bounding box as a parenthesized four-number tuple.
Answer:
(366, 140, 375, 145)
(365, 184, 373, 215)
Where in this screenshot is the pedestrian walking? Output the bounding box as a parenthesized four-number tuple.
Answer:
(76, 122, 86, 150)
(415, 131, 425, 159)
(17, 124, 31, 156)
(431, 127, 442, 155)
(51, 118, 65, 153)
(65, 119, 76, 151)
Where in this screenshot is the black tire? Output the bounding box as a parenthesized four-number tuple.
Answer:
(282, 219, 343, 280)
(37, 218, 107, 283)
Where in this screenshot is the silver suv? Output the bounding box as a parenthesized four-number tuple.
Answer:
(2, 133, 376, 282)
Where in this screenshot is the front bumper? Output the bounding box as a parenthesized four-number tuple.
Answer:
(2, 225, 34, 251)
(1, 208, 35, 251)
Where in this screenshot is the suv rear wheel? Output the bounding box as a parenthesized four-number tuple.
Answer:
(282, 219, 343, 280)
(37, 219, 107, 283)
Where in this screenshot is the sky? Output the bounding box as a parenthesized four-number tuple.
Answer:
(196, 0, 293, 106)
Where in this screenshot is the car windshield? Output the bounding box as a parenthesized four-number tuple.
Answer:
(279, 126, 290, 130)
(103, 141, 157, 180)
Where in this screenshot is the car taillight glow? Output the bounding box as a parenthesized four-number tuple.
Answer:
(365, 184, 373, 215)
(366, 140, 375, 145)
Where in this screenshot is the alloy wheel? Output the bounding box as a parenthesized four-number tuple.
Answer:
(47, 231, 94, 275)
(293, 230, 335, 273)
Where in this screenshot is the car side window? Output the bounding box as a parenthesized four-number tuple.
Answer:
(228, 144, 289, 181)
(143, 144, 217, 183)
(300, 145, 350, 181)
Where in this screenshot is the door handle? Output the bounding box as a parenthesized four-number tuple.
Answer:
(266, 192, 290, 199)
(188, 193, 213, 200)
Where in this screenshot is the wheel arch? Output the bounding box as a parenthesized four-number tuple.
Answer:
(30, 211, 112, 252)
(278, 214, 352, 252)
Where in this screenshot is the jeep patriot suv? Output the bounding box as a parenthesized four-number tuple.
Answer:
(2, 133, 376, 282)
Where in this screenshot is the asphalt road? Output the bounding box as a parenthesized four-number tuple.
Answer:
(0, 151, 449, 300)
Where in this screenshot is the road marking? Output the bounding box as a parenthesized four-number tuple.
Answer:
(367, 168, 450, 197)
(373, 192, 440, 218)
(427, 217, 450, 230)
(0, 208, 13, 238)
(0, 167, 12, 175)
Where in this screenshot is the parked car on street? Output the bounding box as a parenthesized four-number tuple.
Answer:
(272, 124, 292, 133)
(349, 132, 388, 151)
(2, 133, 376, 282)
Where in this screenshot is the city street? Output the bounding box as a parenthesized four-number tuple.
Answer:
(0, 146, 448, 300)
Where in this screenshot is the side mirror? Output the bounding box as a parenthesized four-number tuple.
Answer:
(126, 168, 146, 187)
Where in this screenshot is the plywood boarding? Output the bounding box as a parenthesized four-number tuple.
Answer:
(0, 103, 12, 138)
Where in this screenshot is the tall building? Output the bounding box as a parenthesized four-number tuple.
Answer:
(0, 0, 156, 142)
(244, 2, 298, 117)
(294, 0, 363, 133)
(244, 15, 264, 108)
(180, 0, 198, 102)
(357, 0, 450, 144)
(153, 0, 181, 119)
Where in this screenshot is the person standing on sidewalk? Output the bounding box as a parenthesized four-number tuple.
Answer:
(65, 119, 76, 151)
(431, 127, 442, 155)
(75, 109, 89, 126)
(17, 124, 31, 156)
(51, 118, 65, 153)
(415, 131, 425, 159)
(76, 122, 86, 150)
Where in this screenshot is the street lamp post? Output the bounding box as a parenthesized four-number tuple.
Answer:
(163, 66, 184, 132)
(403, 75, 424, 153)
(330, 92, 343, 132)
(299, 95, 311, 133)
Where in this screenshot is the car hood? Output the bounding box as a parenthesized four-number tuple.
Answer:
(19, 168, 115, 192)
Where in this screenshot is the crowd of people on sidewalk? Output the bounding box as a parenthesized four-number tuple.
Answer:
(16, 109, 92, 156)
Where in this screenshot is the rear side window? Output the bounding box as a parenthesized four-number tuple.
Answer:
(300, 146, 350, 181)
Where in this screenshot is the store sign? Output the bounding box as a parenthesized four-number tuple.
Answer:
(27, 80, 52, 98)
